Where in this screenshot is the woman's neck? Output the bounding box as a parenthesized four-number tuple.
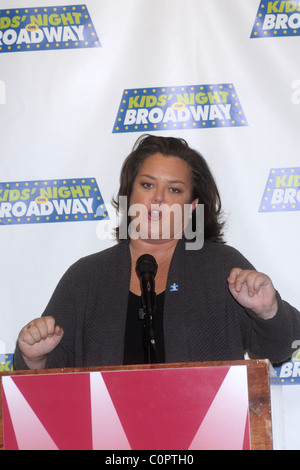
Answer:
(129, 238, 178, 264)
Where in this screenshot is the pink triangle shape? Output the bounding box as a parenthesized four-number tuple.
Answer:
(189, 365, 250, 450)
(90, 372, 131, 449)
(102, 367, 229, 450)
(10, 374, 93, 450)
(2, 377, 58, 450)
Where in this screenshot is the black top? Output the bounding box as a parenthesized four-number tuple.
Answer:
(124, 291, 166, 365)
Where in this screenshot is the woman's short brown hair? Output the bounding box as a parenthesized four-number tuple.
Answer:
(112, 134, 225, 243)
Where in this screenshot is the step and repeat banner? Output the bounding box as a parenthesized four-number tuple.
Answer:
(0, 0, 299, 448)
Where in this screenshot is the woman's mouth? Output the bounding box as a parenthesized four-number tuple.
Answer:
(148, 209, 161, 221)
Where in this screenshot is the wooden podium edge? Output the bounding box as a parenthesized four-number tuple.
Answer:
(0, 359, 274, 450)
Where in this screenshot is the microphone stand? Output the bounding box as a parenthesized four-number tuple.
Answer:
(139, 274, 159, 364)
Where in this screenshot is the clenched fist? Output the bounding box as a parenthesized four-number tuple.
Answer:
(18, 316, 64, 370)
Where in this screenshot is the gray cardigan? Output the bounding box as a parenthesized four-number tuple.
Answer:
(14, 239, 300, 369)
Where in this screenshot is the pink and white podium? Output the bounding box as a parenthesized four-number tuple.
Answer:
(0, 360, 283, 450)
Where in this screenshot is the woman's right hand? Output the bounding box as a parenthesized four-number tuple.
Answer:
(18, 316, 64, 370)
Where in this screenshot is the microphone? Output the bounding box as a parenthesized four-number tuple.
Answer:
(136, 254, 158, 363)
(136, 254, 158, 316)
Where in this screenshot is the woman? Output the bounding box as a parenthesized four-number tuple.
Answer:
(14, 135, 300, 370)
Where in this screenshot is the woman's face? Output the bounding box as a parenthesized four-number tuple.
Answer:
(129, 153, 198, 241)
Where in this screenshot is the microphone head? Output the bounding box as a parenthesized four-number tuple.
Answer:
(136, 254, 158, 278)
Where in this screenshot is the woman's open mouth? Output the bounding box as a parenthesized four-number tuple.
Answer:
(148, 209, 162, 221)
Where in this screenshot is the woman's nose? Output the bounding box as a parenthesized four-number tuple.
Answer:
(152, 187, 165, 203)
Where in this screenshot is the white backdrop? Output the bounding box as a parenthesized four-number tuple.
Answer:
(0, 0, 299, 449)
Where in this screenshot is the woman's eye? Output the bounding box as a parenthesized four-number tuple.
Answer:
(169, 187, 181, 193)
(141, 182, 153, 189)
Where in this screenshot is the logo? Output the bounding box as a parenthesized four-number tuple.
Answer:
(259, 167, 300, 212)
(0, 4, 100, 53)
(274, 361, 300, 384)
(170, 283, 179, 292)
(0, 178, 108, 225)
(113, 84, 248, 133)
(251, 1, 300, 38)
(0, 354, 14, 372)
(272, 344, 300, 384)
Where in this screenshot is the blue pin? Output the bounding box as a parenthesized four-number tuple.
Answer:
(170, 283, 179, 292)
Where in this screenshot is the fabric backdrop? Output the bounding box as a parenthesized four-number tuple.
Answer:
(0, 0, 299, 448)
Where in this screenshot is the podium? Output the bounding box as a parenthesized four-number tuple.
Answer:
(0, 360, 283, 450)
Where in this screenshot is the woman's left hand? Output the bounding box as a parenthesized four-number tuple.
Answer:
(227, 268, 278, 320)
